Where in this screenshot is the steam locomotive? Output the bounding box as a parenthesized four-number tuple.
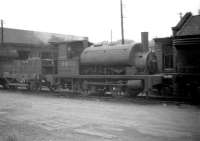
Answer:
(76, 43, 161, 96)
(0, 32, 163, 97)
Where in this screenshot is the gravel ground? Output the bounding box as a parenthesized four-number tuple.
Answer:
(0, 90, 200, 141)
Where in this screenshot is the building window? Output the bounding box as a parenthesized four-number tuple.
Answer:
(41, 52, 52, 59)
(17, 50, 30, 60)
(164, 46, 173, 69)
(42, 67, 54, 74)
(164, 55, 173, 68)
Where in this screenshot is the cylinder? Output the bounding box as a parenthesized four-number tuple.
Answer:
(126, 80, 144, 96)
(127, 80, 143, 90)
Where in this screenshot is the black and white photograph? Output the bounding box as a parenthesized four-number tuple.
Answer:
(0, 0, 200, 140)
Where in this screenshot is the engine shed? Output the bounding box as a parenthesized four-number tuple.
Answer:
(172, 12, 200, 74)
(0, 28, 89, 86)
(155, 12, 200, 74)
(154, 12, 200, 100)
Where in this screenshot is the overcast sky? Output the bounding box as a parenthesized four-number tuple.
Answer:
(0, 0, 199, 43)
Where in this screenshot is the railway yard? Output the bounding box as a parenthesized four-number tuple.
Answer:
(0, 3, 200, 141)
(0, 90, 199, 141)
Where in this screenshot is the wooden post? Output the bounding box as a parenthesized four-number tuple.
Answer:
(1, 19, 4, 45)
(71, 78, 74, 93)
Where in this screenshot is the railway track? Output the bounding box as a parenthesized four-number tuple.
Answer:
(0, 87, 195, 105)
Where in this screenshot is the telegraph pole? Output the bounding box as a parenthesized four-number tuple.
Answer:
(1, 19, 3, 45)
(110, 29, 113, 43)
(120, 0, 125, 44)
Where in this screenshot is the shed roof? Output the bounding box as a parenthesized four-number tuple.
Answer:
(172, 13, 200, 36)
(0, 28, 87, 45)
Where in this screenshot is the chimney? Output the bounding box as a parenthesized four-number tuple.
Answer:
(141, 32, 149, 52)
(198, 9, 200, 15)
